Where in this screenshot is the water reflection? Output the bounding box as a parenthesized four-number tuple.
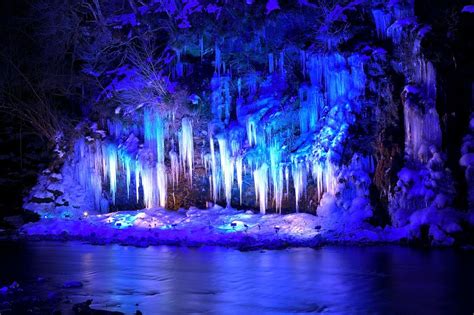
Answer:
(1, 242, 473, 314)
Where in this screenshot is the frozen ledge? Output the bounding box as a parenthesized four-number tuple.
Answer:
(19, 206, 457, 249)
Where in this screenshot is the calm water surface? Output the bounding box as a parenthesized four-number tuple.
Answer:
(1, 241, 473, 314)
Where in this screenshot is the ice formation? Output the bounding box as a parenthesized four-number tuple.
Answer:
(59, 45, 372, 216)
(372, 9, 392, 39)
(179, 118, 194, 183)
(253, 164, 268, 214)
(199, 51, 368, 214)
(66, 111, 196, 210)
(21, 0, 472, 247)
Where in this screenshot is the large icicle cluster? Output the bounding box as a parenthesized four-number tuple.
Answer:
(69, 110, 194, 212)
(202, 49, 372, 214)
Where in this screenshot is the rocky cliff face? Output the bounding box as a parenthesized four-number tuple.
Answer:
(21, 0, 474, 245)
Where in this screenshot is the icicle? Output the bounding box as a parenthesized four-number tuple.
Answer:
(156, 163, 167, 207)
(247, 72, 258, 95)
(268, 53, 274, 73)
(211, 75, 232, 124)
(215, 44, 221, 75)
(135, 160, 141, 203)
(170, 150, 179, 189)
(217, 136, 234, 207)
(246, 119, 257, 146)
(107, 119, 124, 140)
(104, 144, 118, 204)
(292, 159, 306, 212)
(253, 163, 268, 214)
(403, 98, 441, 162)
(230, 139, 240, 157)
(325, 158, 337, 195)
(176, 50, 184, 77)
(179, 117, 194, 183)
(210, 137, 219, 203)
(236, 155, 243, 205)
(119, 149, 132, 199)
(143, 109, 165, 164)
(299, 86, 323, 133)
(414, 58, 436, 101)
(237, 78, 242, 97)
(73, 139, 104, 212)
(141, 165, 154, 209)
(269, 143, 283, 213)
(311, 160, 324, 200)
(372, 10, 392, 39)
(199, 36, 204, 62)
(279, 51, 284, 76)
(307, 53, 365, 107)
(387, 18, 416, 45)
(298, 50, 305, 77)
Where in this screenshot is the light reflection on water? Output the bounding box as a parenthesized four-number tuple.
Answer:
(1, 241, 474, 314)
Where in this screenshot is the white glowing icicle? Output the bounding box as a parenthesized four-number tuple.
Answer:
(209, 137, 219, 203)
(135, 160, 141, 203)
(269, 143, 283, 213)
(236, 155, 243, 205)
(414, 58, 436, 101)
(246, 119, 257, 146)
(119, 150, 132, 199)
(143, 109, 165, 164)
(179, 118, 194, 183)
(253, 164, 269, 214)
(404, 100, 441, 162)
(169, 150, 179, 189)
(104, 144, 118, 204)
(156, 163, 167, 207)
(73, 139, 104, 212)
(312, 161, 324, 201)
(292, 159, 306, 212)
(141, 165, 154, 209)
(217, 136, 234, 207)
(325, 158, 337, 195)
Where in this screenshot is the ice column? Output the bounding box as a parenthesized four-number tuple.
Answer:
(372, 10, 392, 39)
(246, 119, 257, 146)
(292, 159, 306, 212)
(73, 139, 104, 211)
(253, 164, 269, 214)
(169, 150, 179, 189)
(269, 144, 283, 213)
(268, 53, 274, 73)
(209, 137, 219, 203)
(179, 117, 194, 183)
(236, 155, 243, 205)
(143, 109, 165, 164)
(217, 136, 234, 207)
(104, 144, 118, 204)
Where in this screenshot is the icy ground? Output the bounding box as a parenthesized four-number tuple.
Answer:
(20, 205, 417, 249)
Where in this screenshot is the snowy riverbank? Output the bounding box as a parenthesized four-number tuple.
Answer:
(19, 205, 420, 249)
